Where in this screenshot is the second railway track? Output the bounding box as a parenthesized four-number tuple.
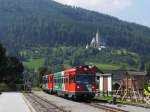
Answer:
(24, 93, 66, 112)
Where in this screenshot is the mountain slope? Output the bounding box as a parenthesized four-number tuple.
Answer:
(0, 0, 150, 54)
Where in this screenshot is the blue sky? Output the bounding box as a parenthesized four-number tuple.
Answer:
(54, 0, 150, 27)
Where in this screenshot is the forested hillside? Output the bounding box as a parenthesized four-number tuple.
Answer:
(0, 0, 150, 54)
(0, 43, 23, 90)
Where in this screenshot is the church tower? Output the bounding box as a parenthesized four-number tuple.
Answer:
(95, 30, 100, 48)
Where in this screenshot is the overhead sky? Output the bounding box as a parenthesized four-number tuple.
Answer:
(54, 0, 150, 27)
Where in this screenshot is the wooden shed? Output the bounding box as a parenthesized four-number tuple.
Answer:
(116, 71, 147, 101)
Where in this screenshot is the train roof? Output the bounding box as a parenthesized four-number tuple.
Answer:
(64, 65, 97, 74)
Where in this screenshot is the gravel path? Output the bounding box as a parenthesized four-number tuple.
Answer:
(33, 91, 105, 112)
(0, 92, 31, 112)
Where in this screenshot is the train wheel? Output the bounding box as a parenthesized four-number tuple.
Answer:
(50, 90, 54, 94)
(72, 95, 77, 101)
(64, 94, 68, 99)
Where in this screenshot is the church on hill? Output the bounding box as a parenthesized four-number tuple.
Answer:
(86, 31, 106, 51)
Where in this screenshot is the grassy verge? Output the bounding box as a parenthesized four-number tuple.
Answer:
(32, 87, 42, 91)
(94, 96, 113, 101)
(95, 96, 149, 107)
(117, 99, 150, 108)
(0, 83, 12, 91)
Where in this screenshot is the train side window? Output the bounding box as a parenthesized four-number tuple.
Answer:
(54, 78, 56, 83)
(60, 78, 62, 83)
(49, 78, 50, 83)
(64, 77, 66, 83)
(65, 77, 67, 83)
(56, 78, 58, 83)
(60, 78, 61, 83)
(63, 77, 64, 83)
(61, 77, 62, 83)
(56, 78, 57, 83)
(51, 77, 52, 82)
(59, 78, 60, 83)
(66, 77, 67, 83)
(69, 75, 75, 83)
(57, 79, 59, 83)
(50, 77, 52, 82)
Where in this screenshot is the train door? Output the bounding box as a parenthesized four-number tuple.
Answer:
(64, 75, 69, 92)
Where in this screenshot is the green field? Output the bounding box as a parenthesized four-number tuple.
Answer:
(92, 63, 121, 71)
(23, 58, 44, 70)
(95, 63, 121, 70)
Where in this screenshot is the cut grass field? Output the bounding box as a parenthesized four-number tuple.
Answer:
(92, 63, 121, 71)
(23, 58, 44, 70)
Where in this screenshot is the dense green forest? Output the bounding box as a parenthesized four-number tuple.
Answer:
(0, 43, 23, 90)
(0, 0, 150, 55)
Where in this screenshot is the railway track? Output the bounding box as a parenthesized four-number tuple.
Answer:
(25, 92, 129, 112)
(24, 93, 66, 112)
(89, 103, 129, 112)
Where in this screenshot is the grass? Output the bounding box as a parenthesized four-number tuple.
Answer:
(95, 96, 149, 107)
(93, 63, 121, 71)
(117, 99, 149, 107)
(0, 83, 12, 91)
(32, 87, 42, 91)
(95, 96, 113, 101)
(23, 58, 45, 70)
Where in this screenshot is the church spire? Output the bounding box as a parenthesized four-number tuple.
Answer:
(96, 30, 100, 47)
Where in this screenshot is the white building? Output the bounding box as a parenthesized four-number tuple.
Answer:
(96, 73, 112, 96)
(87, 31, 106, 51)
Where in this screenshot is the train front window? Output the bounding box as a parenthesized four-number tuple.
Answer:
(76, 74, 95, 84)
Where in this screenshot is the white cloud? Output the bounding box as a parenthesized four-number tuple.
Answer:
(54, 0, 132, 14)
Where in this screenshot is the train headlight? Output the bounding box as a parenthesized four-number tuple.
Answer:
(77, 85, 80, 89)
(92, 86, 95, 89)
(84, 68, 88, 71)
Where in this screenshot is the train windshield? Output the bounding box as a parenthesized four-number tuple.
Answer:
(76, 74, 95, 84)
